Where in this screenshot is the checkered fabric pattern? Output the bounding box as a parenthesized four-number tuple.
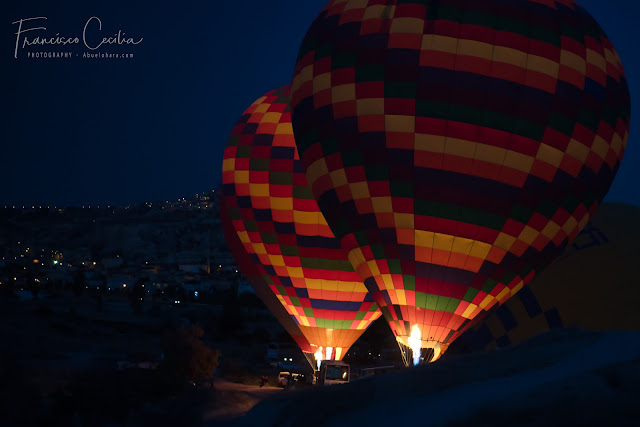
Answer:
(290, 0, 630, 349)
(220, 196, 313, 353)
(222, 86, 381, 355)
(450, 203, 640, 352)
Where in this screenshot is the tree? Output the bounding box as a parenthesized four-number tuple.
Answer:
(160, 325, 220, 384)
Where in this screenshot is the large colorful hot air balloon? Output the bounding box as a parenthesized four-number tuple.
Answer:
(221, 85, 381, 367)
(290, 0, 630, 365)
(450, 203, 640, 354)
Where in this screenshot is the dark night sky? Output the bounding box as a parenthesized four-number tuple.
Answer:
(1, 1, 637, 207)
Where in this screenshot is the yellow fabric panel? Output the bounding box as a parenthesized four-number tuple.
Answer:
(415, 133, 446, 153)
(462, 303, 478, 319)
(560, 49, 586, 74)
(428, 35, 458, 54)
(457, 39, 493, 60)
(415, 229, 435, 248)
(261, 112, 282, 124)
(496, 286, 511, 303)
(474, 143, 507, 165)
(469, 240, 491, 259)
(252, 102, 269, 113)
(381, 274, 394, 290)
(394, 213, 414, 229)
(237, 231, 249, 244)
(578, 213, 590, 230)
(363, 5, 395, 21)
(357, 98, 384, 115)
(343, 0, 366, 9)
(451, 236, 474, 256)
(444, 137, 476, 159)
(350, 182, 370, 199)
(509, 280, 524, 297)
(267, 254, 285, 267)
(493, 45, 527, 68)
(479, 294, 495, 309)
(541, 220, 562, 240)
(304, 278, 323, 290)
(270, 197, 293, 211)
(591, 136, 609, 159)
(330, 168, 349, 188)
(385, 115, 415, 132)
(275, 122, 293, 135)
(250, 183, 270, 197)
(503, 150, 534, 173)
(518, 226, 540, 245)
(313, 72, 332, 94)
(586, 48, 607, 72)
(610, 133, 623, 155)
(526, 54, 560, 78)
(493, 232, 516, 251)
(305, 158, 329, 186)
(562, 216, 579, 236)
(293, 210, 322, 225)
(536, 143, 563, 167)
(222, 158, 235, 172)
(251, 96, 267, 107)
(367, 259, 381, 276)
(566, 139, 590, 162)
(234, 170, 249, 184)
(332, 84, 356, 103)
(372, 197, 393, 213)
(396, 289, 407, 306)
(291, 64, 312, 93)
(350, 282, 369, 293)
(251, 243, 267, 255)
(348, 248, 366, 269)
(390, 17, 424, 34)
(319, 279, 339, 291)
(286, 266, 304, 278)
(604, 48, 617, 66)
(433, 233, 455, 251)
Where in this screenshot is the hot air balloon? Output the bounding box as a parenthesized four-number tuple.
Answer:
(220, 195, 313, 355)
(290, 0, 630, 365)
(221, 85, 381, 369)
(449, 203, 640, 354)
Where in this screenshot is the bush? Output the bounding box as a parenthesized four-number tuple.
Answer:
(160, 325, 221, 384)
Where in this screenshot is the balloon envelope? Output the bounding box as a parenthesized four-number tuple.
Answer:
(290, 0, 630, 363)
(450, 203, 640, 353)
(220, 195, 312, 354)
(222, 86, 381, 363)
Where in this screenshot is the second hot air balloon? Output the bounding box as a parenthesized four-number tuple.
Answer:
(222, 85, 381, 368)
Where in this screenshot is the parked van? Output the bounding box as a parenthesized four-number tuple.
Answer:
(317, 360, 349, 386)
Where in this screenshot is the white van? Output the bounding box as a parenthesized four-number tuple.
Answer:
(317, 360, 349, 386)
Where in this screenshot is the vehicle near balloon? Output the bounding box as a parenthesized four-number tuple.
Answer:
(318, 360, 350, 386)
(290, 0, 630, 365)
(221, 86, 381, 369)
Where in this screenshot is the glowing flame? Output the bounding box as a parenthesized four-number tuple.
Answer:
(326, 346, 333, 360)
(408, 325, 422, 366)
(314, 347, 323, 370)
